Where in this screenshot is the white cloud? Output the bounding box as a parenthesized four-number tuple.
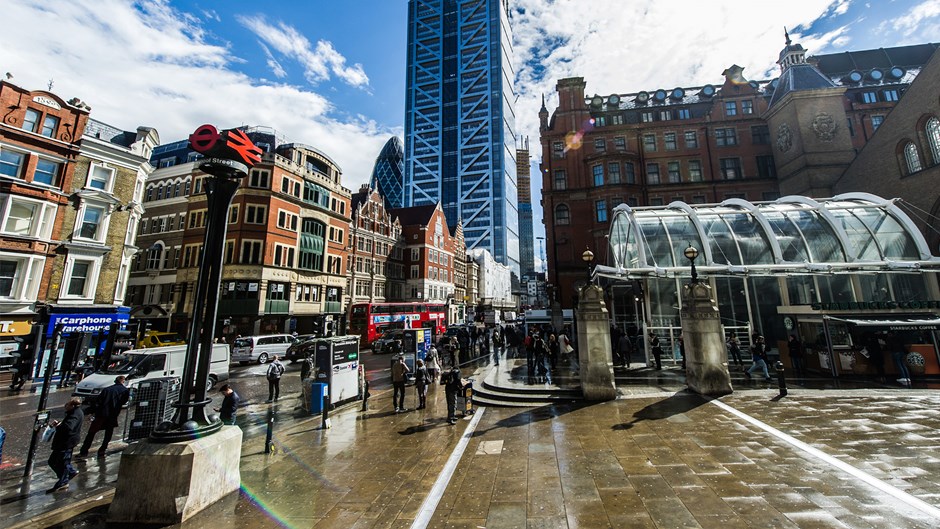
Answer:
(237, 15, 370, 89)
(885, 0, 940, 37)
(260, 43, 288, 78)
(1, 0, 389, 191)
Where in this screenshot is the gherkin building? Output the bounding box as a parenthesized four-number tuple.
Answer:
(369, 136, 405, 209)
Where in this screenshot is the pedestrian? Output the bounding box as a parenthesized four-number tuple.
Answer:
(727, 331, 743, 370)
(441, 367, 463, 425)
(391, 355, 410, 412)
(886, 331, 912, 385)
(547, 334, 559, 370)
(787, 334, 805, 376)
(266, 355, 285, 402)
(533, 333, 548, 377)
(9, 353, 31, 391)
(414, 358, 429, 409)
(47, 397, 84, 493)
(524, 331, 535, 373)
(300, 353, 316, 381)
(648, 332, 663, 370)
(618, 333, 633, 368)
(78, 375, 129, 459)
(215, 384, 240, 425)
(866, 332, 886, 381)
(492, 329, 502, 366)
(426, 344, 441, 380)
(744, 335, 771, 380)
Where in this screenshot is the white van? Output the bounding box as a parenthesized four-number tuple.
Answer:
(232, 334, 296, 364)
(73, 343, 230, 398)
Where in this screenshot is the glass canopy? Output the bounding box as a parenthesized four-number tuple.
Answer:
(602, 193, 939, 279)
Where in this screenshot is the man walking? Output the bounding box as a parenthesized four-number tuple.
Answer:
(78, 376, 129, 459)
(648, 332, 663, 370)
(47, 398, 84, 493)
(266, 355, 285, 402)
(744, 335, 771, 380)
(391, 355, 410, 412)
(442, 367, 464, 425)
(215, 384, 240, 425)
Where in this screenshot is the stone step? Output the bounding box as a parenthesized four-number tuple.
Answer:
(471, 377, 583, 407)
(480, 377, 581, 397)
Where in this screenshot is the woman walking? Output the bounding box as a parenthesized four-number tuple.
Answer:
(414, 359, 430, 410)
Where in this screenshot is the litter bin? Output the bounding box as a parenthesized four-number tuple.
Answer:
(305, 380, 327, 415)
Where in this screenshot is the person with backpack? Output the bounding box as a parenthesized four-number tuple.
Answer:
(77, 375, 129, 459)
(441, 367, 464, 425)
(266, 356, 285, 402)
(414, 358, 429, 410)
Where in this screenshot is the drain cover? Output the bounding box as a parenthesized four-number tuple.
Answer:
(476, 440, 504, 455)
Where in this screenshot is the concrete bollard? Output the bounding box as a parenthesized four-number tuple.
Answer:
(775, 361, 787, 397)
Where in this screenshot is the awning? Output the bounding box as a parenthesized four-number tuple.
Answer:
(825, 315, 940, 331)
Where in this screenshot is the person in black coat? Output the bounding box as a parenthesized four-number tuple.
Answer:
(216, 384, 240, 425)
(48, 397, 84, 493)
(78, 376, 129, 458)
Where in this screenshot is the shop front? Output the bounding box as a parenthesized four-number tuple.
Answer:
(599, 193, 940, 376)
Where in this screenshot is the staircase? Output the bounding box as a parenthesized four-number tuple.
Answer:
(470, 360, 582, 407)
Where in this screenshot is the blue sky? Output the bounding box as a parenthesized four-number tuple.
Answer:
(3, 0, 939, 269)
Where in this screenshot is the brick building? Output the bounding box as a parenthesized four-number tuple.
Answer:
(348, 184, 403, 306)
(389, 203, 457, 305)
(540, 40, 939, 309)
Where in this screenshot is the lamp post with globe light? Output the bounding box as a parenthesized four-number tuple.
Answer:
(582, 247, 594, 285)
(684, 243, 699, 284)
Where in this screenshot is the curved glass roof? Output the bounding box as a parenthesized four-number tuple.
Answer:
(601, 193, 939, 279)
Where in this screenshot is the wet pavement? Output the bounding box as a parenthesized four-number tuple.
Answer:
(4, 358, 940, 528)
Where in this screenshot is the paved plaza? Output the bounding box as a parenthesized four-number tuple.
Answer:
(4, 362, 940, 528)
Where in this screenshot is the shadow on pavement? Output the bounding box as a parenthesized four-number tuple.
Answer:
(612, 390, 709, 430)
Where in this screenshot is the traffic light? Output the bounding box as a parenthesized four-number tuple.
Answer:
(101, 322, 134, 370)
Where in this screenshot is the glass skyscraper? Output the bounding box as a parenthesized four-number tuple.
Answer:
(369, 136, 405, 208)
(404, 0, 520, 275)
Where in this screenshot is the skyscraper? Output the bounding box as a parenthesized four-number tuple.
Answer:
(369, 136, 405, 209)
(404, 0, 520, 275)
(516, 138, 535, 278)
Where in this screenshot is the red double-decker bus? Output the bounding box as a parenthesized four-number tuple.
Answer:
(348, 302, 447, 347)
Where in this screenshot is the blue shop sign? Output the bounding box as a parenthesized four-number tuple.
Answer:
(47, 313, 129, 337)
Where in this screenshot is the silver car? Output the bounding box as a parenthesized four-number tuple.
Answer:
(232, 334, 296, 364)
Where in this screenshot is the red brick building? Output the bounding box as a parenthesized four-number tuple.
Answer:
(390, 203, 457, 304)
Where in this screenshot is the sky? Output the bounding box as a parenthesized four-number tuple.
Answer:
(3, 0, 940, 270)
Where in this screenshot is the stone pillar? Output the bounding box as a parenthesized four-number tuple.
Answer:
(681, 282, 733, 396)
(576, 285, 617, 400)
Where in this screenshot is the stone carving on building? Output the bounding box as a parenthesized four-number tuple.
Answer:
(811, 112, 838, 142)
(776, 122, 793, 152)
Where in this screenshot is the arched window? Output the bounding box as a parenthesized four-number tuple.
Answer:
(147, 243, 163, 270)
(926, 117, 940, 165)
(904, 142, 922, 174)
(556, 204, 570, 225)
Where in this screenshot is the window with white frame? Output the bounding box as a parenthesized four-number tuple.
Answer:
(23, 109, 41, 133)
(926, 117, 940, 164)
(87, 164, 114, 191)
(33, 159, 60, 186)
(1, 195, 55, 238)
(41, 115, 59, 138)
(65, 258, 97, 298)
(903, 142, 923, 174)
(0, 150, 25, 179)
(411, 248, 420, 261)
(277, 210, 298, 231)
(0, 253, 43, 300)
(245, 205, 267, 224)
(77, 204, 107, 241)
(248, 169, 270, 188)
(410, 265, 419, 278)
(240, 240, 263, 264)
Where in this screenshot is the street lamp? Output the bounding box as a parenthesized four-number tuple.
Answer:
(684, 243, 699, 284)
(582, 247, 594, 285)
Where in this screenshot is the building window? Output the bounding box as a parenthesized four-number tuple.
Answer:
(555, 204, 570, 225)
(23, 109, 41, 133)
(595, 200, 608, 222)
(664, 132, 677, 151)
(649, 197, 664, 206)
(926, 118, 940, 164)
(608, 162, 621, 184)
(862, 92, 877, 104)
(410, 265, 419, 279)
(756, 155, 776, 178)
(725, 102, 737, 116)
(245, 205, 267, 224)
(0, 150, 25, 178)
(640, 112, 654, 123)
(715, 128, 737, 146)
(159, 158, 175, 168)
(904, 142, 923, 174)
(33, 159, 60, 186)
(248, 169, 269, 188)
(684, 131, 697, 149)
(240, 240, 263, 264)
(646, 163, 660, 184)
(594, 116, 607, 127)
(719, 158, 742, 179)
(871, 115, 884, 130)
(552, 141, 565, 159)
(611, 114, 624, 125)
(762, 191, 781, 201)
(228, 205, 239, 224)
(659, 110, 671, 121)
(627, 197, 639, 207)
(67, 260, 93, 297)
(624, 162, 636, 184)
(691, 195, 707, 204)
(147, 244, 163, 270)
(884, 90, 900, 102)
(41, 115, 59, 138)
(594, 138, 606, 152)
(847, 118, 855, 137)
(613, 137, 626, 150)
(1, 196, 55, 238)
(677, 108, 691, 120)
(277, 210, 298, 231)
(553, 170, 567, 190)
(688, 160, 703, 182)
(751, 125, 770, 145)
(592, 164, 604, 186)
(667, 161, 681, 183)
(87, 164, 114, 191)
(643, 134, 656, 152)
(78, 205, 106, 240)
(741, 100, 754, 114)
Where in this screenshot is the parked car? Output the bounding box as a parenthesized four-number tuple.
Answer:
(232, 334, 296, 364)
(285, 335, 318, 362)
(137, 331, 186, 349)
(373, 329, 404, 354)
